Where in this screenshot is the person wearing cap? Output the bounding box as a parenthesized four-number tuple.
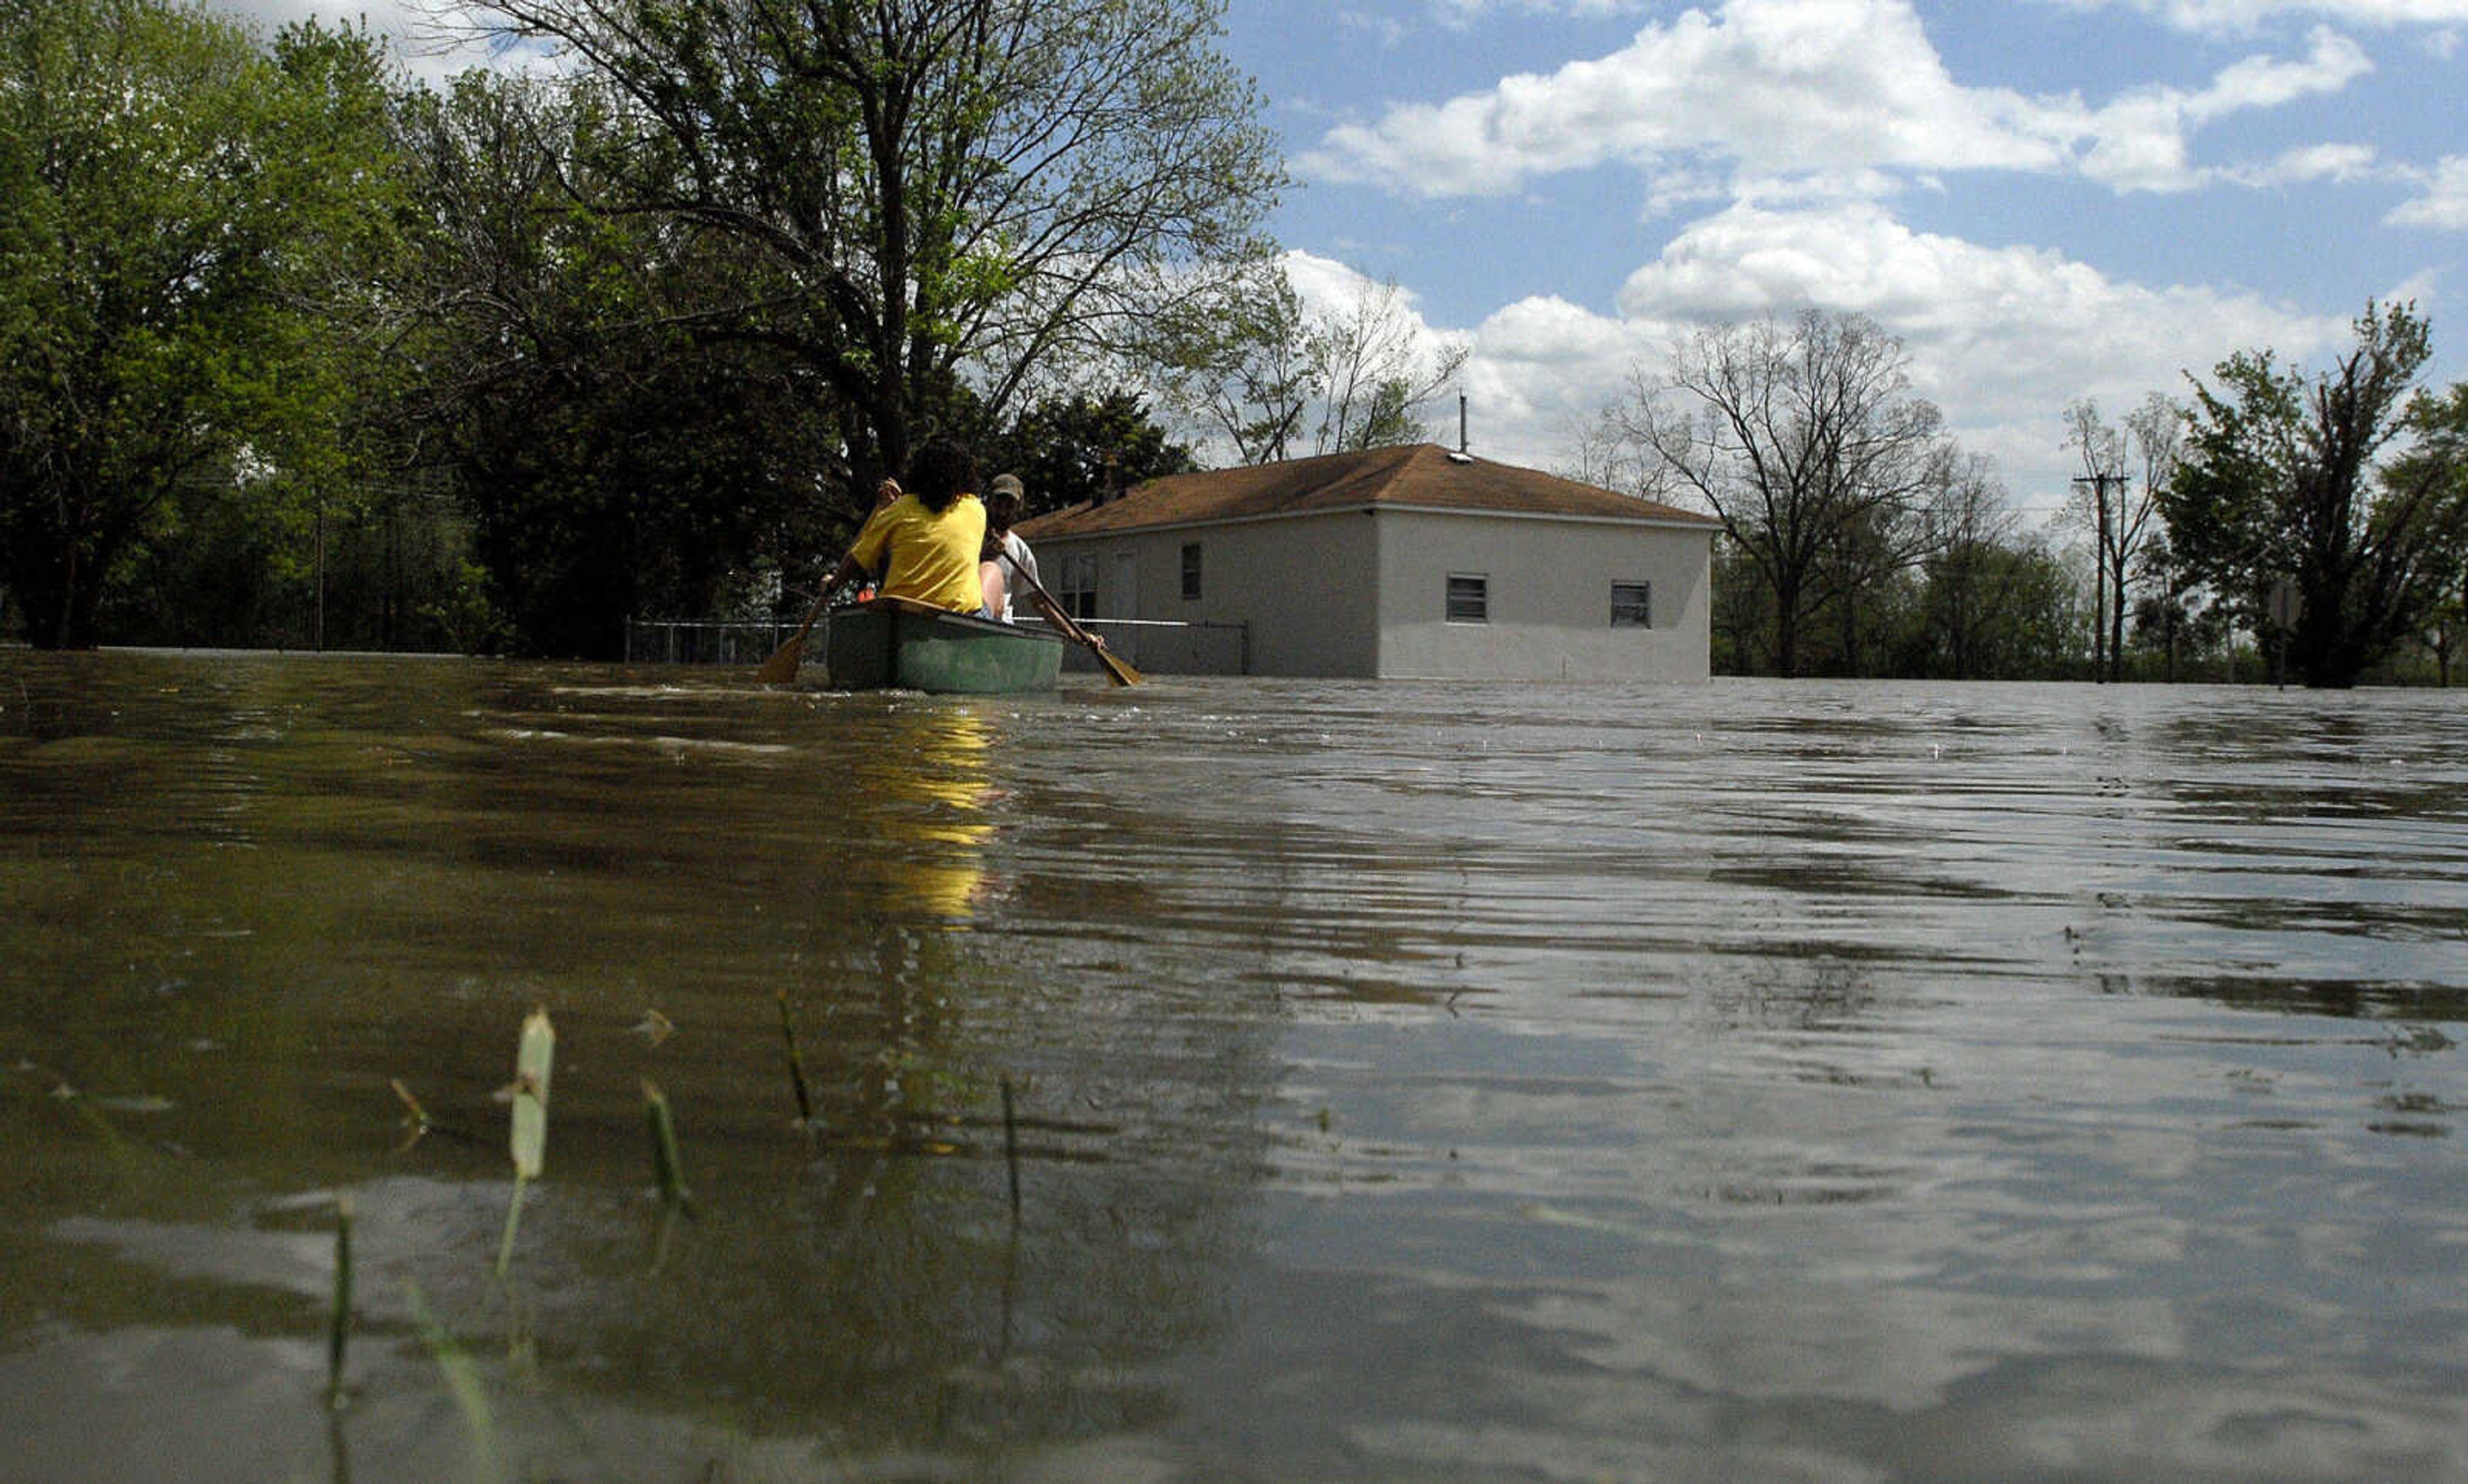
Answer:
(975, 472, 1103, 646)
(978, 473, 1041, 621)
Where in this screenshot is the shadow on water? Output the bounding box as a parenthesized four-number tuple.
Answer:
(4, 657, 2467, 1481)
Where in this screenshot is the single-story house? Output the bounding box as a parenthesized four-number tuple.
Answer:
(1013, 442, 1721, 681)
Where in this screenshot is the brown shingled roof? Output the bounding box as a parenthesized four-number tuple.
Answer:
(1015, 443, 1721, 540)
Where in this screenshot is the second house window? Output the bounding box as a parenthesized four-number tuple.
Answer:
(1446, 573, 1489, 623)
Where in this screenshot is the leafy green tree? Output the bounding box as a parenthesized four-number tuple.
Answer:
(0, 0, 404, 647)
(1908, 455, 2029, 679)
(1161, 265, 1319, 464)
(2165, 302, 2462, 687)
(1715, 478, 2080, 682)
(988, 391, 1195, 516)
(2429, 565, 2468, 686)
(463, 0, 1281, 500)
(1811, 501, 1917, 677)
(1990, 541, 2091, 679)
(1161, 268, 1469, 465)
(2124, 533, 2227, 683)
(2381, 380, 2468, 684)
(388, 70, 846, 657)
(1348, 380, 1424, 451)
(1312, 279, 1468, 455)
(103, 22, 430, 651)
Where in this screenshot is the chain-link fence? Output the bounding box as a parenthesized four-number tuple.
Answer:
(623, 620, 796, 665)
(625, 614, 1250, 674)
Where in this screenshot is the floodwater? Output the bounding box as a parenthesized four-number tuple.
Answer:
(3, 651, 2465, 1483)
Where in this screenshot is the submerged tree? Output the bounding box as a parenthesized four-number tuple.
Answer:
(1614, 310, 1951, 676)
(2125, 532, 2228, 682)
(2064, 394, 2176, 684)
(2163, 302, 2461, 688)
(2379, 380, 2468, 684)
(1914, 454, 2028, 679)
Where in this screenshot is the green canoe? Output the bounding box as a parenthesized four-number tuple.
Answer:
(821, 598, 1065, 693)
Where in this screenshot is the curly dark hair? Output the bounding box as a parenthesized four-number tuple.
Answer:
(902, 436, 979, 514)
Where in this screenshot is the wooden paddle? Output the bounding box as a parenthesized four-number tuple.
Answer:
(1002, 551, 1142, 686)
(755, 589, 832, 684)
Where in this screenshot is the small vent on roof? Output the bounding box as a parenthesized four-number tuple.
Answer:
(1446, 449, 1474, 464)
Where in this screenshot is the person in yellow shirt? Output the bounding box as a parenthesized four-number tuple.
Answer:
(819, 437, 991, 616)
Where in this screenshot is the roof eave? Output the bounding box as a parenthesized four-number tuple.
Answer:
(1028, 501, 1721, 542)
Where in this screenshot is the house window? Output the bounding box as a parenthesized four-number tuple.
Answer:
(1059, 553, 1100, 620)
(1611, 581, 1652, 628)
(1445, 573, 1489, 624)
(1181, 542, 1203, 601)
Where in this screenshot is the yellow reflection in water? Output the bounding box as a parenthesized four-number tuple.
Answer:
(861, 709, 999, 922)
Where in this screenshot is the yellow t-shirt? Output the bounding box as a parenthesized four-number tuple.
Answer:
(848, 493, 988, 613)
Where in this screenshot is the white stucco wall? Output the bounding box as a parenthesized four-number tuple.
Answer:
(1372, 508, 1711, 681)
(1037, 510, 1381, 677)
(1033, 504, 1710, 681)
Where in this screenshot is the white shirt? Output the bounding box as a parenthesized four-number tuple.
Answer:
(993, 531, 1039, 620)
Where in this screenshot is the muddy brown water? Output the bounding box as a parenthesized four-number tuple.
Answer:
(3, 650, 2465, 1481)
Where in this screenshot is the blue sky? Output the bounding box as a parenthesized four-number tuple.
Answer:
(217, 0, 2467, 522)
(1215, 0, 2467, 515)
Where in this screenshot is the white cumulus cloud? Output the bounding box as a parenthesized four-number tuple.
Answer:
(1301, 0, 2379, 201)
(1300, 0, 2075, 197)
(2056, 0, 2468, 35)
(2224, 141, 2384, 186)
(2385, 154, 2468, 226)
(1454, 200, 2350, 493)
(204, 0, 559, 82)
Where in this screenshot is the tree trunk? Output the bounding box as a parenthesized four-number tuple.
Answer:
(2108, 560, 2127, 683)
(17, 566, 103, 650)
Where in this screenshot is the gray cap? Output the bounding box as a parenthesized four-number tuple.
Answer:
(988, 472, 1024, 497)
